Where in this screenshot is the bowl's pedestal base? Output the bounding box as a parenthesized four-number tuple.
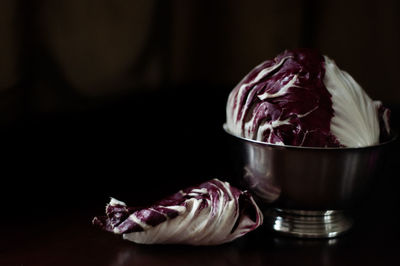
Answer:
(265, 208, 353, 238)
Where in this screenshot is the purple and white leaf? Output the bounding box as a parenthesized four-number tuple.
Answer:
(226, 48, 391, 147)
(93, 179, 263, 245)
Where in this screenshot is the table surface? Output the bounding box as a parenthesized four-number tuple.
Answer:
(3, 201, 400, 266)
(1, 89, 399, 266)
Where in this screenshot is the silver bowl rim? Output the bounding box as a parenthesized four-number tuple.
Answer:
(223, 123, 398, 151)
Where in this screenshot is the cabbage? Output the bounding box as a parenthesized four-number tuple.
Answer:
(93, 179, 263, 245)
(226, 48, 390, 147)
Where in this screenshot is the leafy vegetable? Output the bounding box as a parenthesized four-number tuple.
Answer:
(226, 48, 390, 147)
(93, 179, 263, 245)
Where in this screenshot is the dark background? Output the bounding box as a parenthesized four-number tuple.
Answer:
(1, 0, 399, 228)
(1, 0, 400, 118)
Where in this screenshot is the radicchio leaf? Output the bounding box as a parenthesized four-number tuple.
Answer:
(93, 179, 263, 245)
(226, 48, 391, 147)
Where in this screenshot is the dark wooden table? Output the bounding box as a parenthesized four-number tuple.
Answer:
(1, 89, 399, 266)
(2, 193, 400, 266)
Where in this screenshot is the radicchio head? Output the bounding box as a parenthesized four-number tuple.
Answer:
(226, 48, 391, 147)
(93, 179, 263, 245)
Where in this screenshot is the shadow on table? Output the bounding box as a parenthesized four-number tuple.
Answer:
(105, 228, 344, 266)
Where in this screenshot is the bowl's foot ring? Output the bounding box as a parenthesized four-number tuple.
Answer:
(266, 208, 353, 238)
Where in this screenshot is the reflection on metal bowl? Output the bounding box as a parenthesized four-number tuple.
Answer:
(224, 124, 396, 238)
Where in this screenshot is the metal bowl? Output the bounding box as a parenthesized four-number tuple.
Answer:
(223, 124, 396, 238)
